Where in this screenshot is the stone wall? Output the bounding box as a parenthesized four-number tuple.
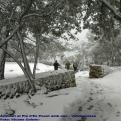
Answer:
(0, 70, 76, 99)
(89, 64, 103, 78)
(89, 64, 111, 78)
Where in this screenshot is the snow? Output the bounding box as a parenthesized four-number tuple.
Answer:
(92, 70, 121, 91)
(1, 63, 121, 121)
(59, 29, 89, 49)
(75, 70, 89, 77)
(4, 62, 54, 78)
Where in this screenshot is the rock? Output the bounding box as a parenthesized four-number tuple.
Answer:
(3, 95, 9, 100)
(40, 85, 48, 94)
(1, 91, 5, 98)
(5, 109, 15, 116)
(29, 90, 35, 96)
(15, 93, 20, 98)
(9, 88, 16, 99)
(89, 64, 104, 78)
(35, 84, 41, 90)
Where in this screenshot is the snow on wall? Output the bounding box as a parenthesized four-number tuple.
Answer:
(0, 70, 76, 99)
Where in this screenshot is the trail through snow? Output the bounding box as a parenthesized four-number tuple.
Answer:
(61, 70, 121, 121)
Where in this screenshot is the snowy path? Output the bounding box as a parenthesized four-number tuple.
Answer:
(61, 70, 121, 121)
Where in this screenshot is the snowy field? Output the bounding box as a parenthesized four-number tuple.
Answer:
(0, 63, 121, 121)
(4, 62, 54, 78)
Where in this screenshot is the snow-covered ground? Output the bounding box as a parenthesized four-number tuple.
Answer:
(0, 63, 121, 121)
(5, 62, 54, 78)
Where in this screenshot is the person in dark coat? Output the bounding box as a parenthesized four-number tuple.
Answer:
(65, 60, 71, 70)
(73, 62, 78, 72)
(53, 60, 60, 70)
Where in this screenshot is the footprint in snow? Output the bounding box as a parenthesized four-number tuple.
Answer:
(31, 103, 38, 108)
(94, 85, 99, 89)
(107, 102, 112, 107)
(78, 106, 83, 111)
(64, 93, 69, 95)
(9, 70, 14, 72)
(40, 102, 43, 105)
(100, 89, 103, 91)
(87, 105, 94, 110)
(87, 97, 93, 102)
(89, 92, 94, 95)
(96, 91, 102, 94)
(116, 111, 120, 117)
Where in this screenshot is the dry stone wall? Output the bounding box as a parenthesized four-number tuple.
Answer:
(89, 64, 111, 78)
(0, 70, 76, 99)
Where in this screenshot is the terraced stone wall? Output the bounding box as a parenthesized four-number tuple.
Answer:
(0, 70, 76, 99)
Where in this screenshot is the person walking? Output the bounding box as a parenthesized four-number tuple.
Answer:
(53, 60, 60, 70)
(73, 61, 78, 72)
(65, 60, 71, 70)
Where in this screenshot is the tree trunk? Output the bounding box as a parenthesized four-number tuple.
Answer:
(17, 31, 36, 92)
(1, 47, 36, 92)
(33, 34, 40, 78)
(0, 44, 7, 80)
(120, 0, 121, 12)
(17, 31, 33, 77)
(0, 26, 8, 80)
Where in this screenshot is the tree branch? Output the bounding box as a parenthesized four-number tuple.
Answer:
(101, 0, 121, 21)
(0, 0, 35, 48)
(19, 0, 35, 22)
(23, 13, 43, 20)
(1, 47, 36, 92)
(33, 34, 40, 78)
(1, 47, 25, 74)
(0, 25, 20, 48)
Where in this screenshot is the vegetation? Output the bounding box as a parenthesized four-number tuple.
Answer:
(0, 0, 121, 92)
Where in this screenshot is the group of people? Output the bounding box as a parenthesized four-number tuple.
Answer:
(53, 60, 78, 72)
